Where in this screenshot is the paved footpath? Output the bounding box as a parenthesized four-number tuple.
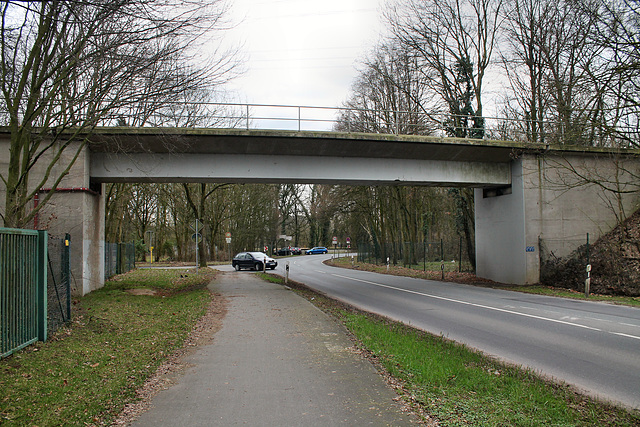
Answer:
(132, 272, 416, 426)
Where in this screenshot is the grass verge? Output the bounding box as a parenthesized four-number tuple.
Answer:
(0, 268, 216, 426)
(258, 273, 640, 426)
(491, 285, 640, 307)
(327, 257, 640, 307)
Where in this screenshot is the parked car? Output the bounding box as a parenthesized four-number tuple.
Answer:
(232, 252, 278, 271)
(305, 246, 328, 255)
(277, 247, 302, 256)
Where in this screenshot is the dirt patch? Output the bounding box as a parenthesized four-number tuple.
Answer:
(124, 289, 157, 296)
(542, 209, 640, 296)
(111, 291, 228, 426)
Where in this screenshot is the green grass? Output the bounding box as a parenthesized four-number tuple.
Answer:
(105, 267, 211, 292)
(256, 272, 286, 284)
(498, 285, 640, 307)
(341, 313, 639, 426)
(260, 273, 640, 426)
(0, 268, 216, 426)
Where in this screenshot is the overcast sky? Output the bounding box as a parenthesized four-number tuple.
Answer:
(223, 0, 387, 109)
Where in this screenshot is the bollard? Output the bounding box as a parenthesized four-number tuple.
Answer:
(585, 264, 591, 298)
(285, 262, 290, 284)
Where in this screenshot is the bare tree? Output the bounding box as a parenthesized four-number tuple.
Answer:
(181, 183, 230, 267)
(363, 0, 505, 268)
(500, 0, 640, 147)
(336, 43, 434, 135)
(584, 0, 640, 147)
(500, 0, 554, 142)
(385, 0, 504, 137)
(105, 183, 133, 243)
(0, 0, 238, 228)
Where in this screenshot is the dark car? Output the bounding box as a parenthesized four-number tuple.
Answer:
(277, 247, 302, 256)
(305, 246, 328, 255)
(232, 252, 278, 271)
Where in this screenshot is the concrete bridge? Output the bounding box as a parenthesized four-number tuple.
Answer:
(1, 127, 639, 295)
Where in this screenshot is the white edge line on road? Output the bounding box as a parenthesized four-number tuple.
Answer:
(612, 332, 640, 341)
(328, 273, 629, 335)
(620, 322, 640, 329)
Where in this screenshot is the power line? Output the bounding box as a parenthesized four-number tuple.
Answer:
(243, 8, 378, 21)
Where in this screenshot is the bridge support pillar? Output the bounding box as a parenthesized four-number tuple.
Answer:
(37, 186, 105, 295)
(475, 159, 534, 285)
(0, 140, 108, 296)
(476, 153, 640, 285)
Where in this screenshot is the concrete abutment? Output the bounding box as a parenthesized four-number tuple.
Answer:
(475, 153, 640, 285)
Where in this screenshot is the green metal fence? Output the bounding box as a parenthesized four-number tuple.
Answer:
(47, 234, 71, 335)
(356, 238, 474, 273)
(105, 241, 136, 280)
(1, 228, 48, 358)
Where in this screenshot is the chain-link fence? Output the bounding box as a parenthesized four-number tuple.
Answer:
(105, 241, 136, 280)
(356, 238, 474, 273)
(45, 239, 135, 336)
(47, 233, 71, 335)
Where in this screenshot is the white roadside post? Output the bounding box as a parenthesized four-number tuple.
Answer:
(585, 233, 591, 298)
(285, 261, 290, 284)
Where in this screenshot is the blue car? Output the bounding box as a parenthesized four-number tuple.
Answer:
(305, 246, 328, 255)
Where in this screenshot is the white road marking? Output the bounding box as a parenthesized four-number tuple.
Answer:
(329, 272, 640, 340)
(621, 322, 640, 329)
(612, 332, 640, 341)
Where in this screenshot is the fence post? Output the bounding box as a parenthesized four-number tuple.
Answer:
(64, 234, 71, 321)
(459, 236, 463, 273)
(131, 240, 136, 271)
(37, 230, 48, 342)
(585, 233, 591, 298)
(441, 238, 445, 280)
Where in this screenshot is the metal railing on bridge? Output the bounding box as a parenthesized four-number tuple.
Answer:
(96, 102, 638, 148)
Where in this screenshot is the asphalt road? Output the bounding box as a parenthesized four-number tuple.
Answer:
(271, 254, 640, 410)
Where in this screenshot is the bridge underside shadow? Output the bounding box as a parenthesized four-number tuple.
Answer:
(90, 153, 511, 187)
